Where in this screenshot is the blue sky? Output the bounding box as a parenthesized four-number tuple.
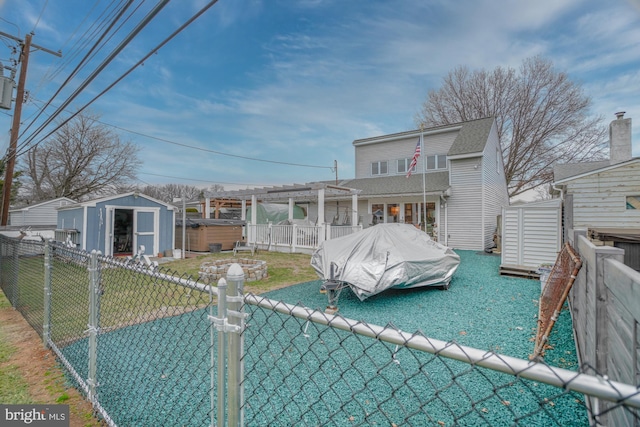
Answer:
(0, 0, 639, 192)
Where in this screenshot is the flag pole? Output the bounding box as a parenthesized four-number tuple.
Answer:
(421, 127, 427, 233)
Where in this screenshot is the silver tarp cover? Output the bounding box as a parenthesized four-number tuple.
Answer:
(311, 223, 461, 300)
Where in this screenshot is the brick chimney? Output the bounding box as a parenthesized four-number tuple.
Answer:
(610, 111, 632, 164)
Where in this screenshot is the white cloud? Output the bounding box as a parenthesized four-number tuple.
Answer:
(2, 0, 639, 188)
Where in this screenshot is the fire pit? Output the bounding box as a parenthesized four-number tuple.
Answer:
(199, 258, 267, 283)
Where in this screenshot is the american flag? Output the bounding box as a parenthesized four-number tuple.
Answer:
(406, 140, 421, 178)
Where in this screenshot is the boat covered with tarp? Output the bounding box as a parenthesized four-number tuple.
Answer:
(311, 223, 461, 301)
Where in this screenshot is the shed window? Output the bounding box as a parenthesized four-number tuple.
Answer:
(371, 161, 388, 176)
(626, 196, 640, 210)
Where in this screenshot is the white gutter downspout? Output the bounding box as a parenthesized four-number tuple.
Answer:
(440, 193, 448, 246)
(551, 183, 564, 201)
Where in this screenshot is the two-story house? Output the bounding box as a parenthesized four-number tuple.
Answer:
(324, 117, 509, 251)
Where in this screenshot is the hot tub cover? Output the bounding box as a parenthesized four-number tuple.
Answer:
(311, 223, 460, 300)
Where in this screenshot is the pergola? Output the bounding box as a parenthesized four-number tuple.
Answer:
(202, 182, 360, 226)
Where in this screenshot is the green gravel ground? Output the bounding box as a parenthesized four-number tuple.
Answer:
(59, 250, 585, 426)
(248, 250, 584, 426)
(265, 250, 576, 366)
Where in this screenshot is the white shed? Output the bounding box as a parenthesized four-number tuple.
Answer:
(9, 197, 76, 227)
(500, 198, 562, 273)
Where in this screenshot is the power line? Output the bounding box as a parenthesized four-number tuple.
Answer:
(15, 0, 171, 156)
(14, 0, 332, 172)
(139, 172, 268, 187)
(31, 0, 49, 34)
(10, 0, 333, 176)
(0, 17, 21, 38)
(26, 97, 336, 171)
(35, 0, 134, 96)
(20, 0, 138, 139)
(101, 120, 334, 169)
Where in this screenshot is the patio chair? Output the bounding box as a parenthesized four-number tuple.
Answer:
(233, 240, 256, 256)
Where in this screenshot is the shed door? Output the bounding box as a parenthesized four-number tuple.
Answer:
(113, 209, 134, 255)
(134, 210, 158, 257)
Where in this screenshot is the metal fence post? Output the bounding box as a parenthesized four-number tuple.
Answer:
(213, 277, 228, 427)
(43, 240, 52, 349)
(227, 264, 245, 427)
(87, 250, 100, 402)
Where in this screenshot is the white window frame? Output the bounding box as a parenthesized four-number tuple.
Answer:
(371, 161, 388, 176)
(426, 154, 447, 171)
(626, 195, 640, 210)
(396, 158, 416, 175)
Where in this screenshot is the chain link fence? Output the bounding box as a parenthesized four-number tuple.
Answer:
(1, 235, 640, 426)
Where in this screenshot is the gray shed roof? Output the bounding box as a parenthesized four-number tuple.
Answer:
(338, 171, 450, 198)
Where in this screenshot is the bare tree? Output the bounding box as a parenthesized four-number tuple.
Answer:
(139, 184, 199, 203)
(138, 183, 224, 203)
(24, 112, 141, 201)
(416, 56, 607, 197)
(0, 159, 23, 204)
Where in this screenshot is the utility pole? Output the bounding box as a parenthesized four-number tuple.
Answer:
(0, 32, 60, 225)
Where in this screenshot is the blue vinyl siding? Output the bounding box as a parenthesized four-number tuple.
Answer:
(56, 193, 175, 255)
(137, 211, 155, 233)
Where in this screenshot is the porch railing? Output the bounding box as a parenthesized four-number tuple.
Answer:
(327, 224, 361, 239)
(247, 223, 362, 252)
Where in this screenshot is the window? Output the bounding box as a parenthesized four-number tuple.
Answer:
(371, 204, 384, 224)
(627, 196, 640, 210)
(397, 158, 416, 174)
(371, 161, 388, 176)
(387, 204, 399, 223)
(426, 154, 447, 170)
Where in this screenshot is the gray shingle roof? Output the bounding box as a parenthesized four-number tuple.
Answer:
(338, 171, 450, 197)
(447, 117, 495, 156)
(553, 161, 610, 182)
(352, 117, 494, 151)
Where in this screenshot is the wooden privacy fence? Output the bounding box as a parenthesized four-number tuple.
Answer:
(568, 231, 640, 427)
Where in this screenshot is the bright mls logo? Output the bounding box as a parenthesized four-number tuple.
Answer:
(0, 404, 69, 426)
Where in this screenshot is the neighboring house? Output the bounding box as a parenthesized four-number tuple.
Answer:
(552, 111, 639, 269)
(9, 197, 76, 226)
(56, 192, 176, 257)
(328, 117, 509, 251)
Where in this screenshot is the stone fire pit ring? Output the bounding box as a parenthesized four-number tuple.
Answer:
(199, 258, 267, 283)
